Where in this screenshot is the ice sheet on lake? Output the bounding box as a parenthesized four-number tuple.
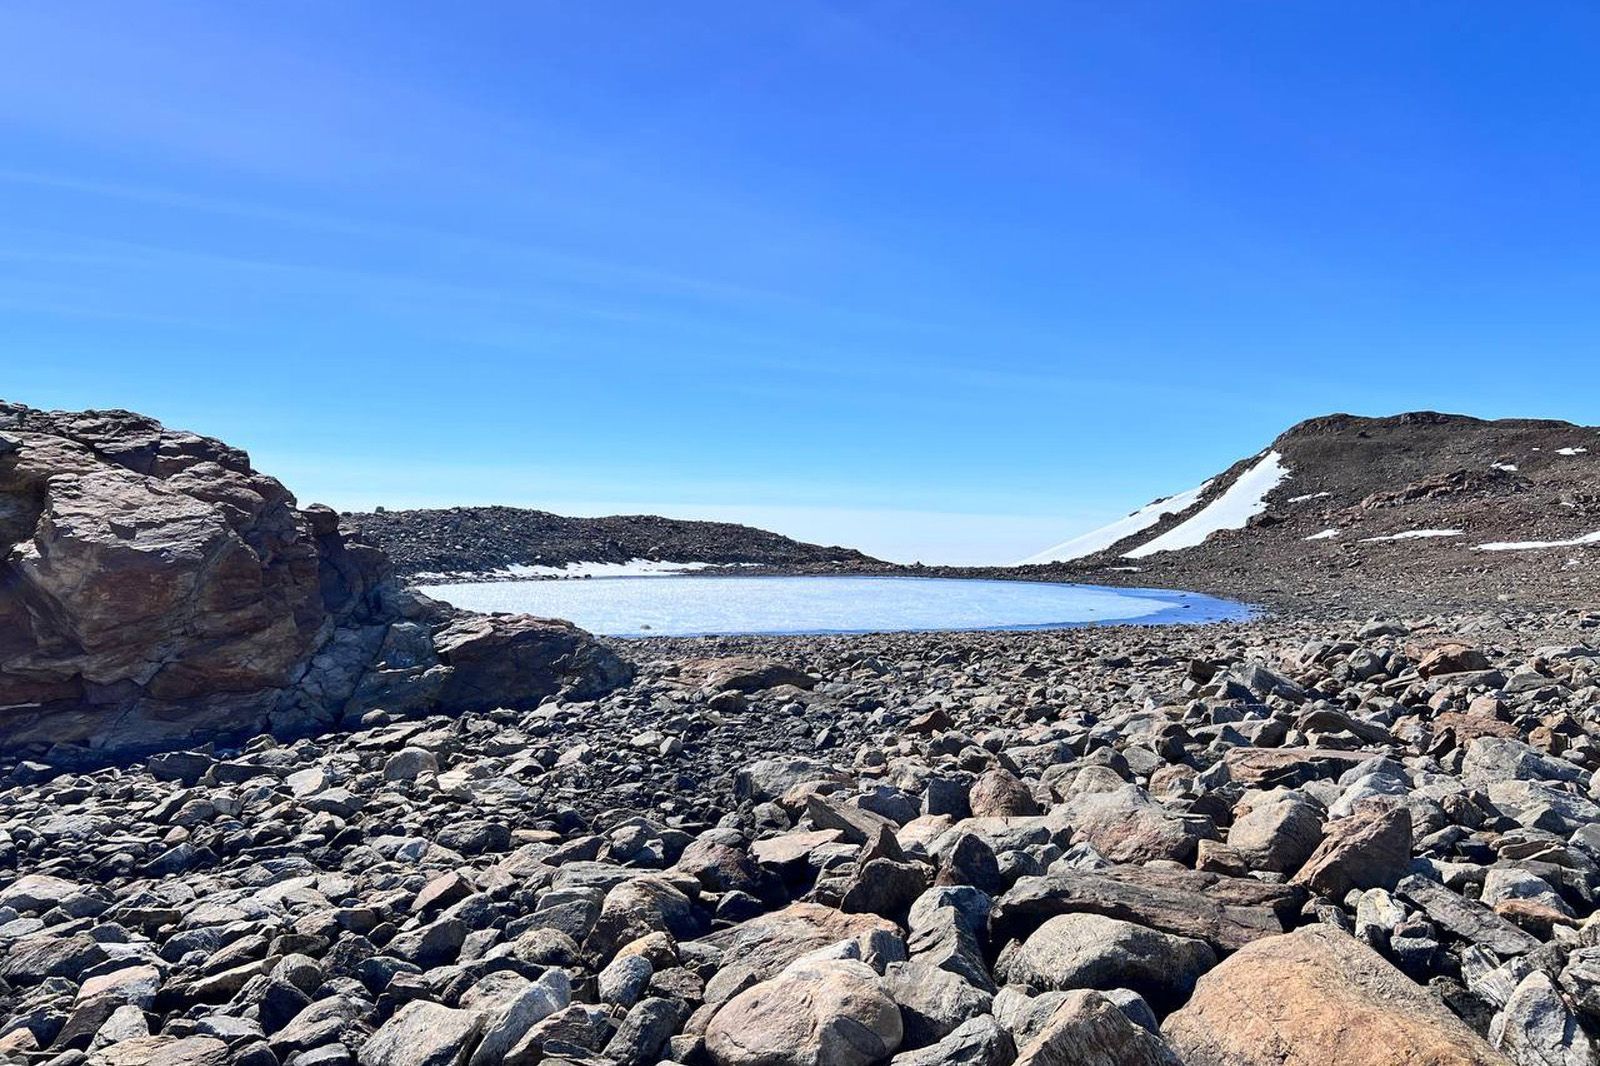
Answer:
(415, 575, 1248, 637)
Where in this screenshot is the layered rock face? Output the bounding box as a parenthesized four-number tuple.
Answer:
(0, 402, 629, 757)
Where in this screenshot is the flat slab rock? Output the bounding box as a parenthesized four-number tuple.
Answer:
(1396, 875, 1540, 957)
(992, 864, 1303, 952)
(1222, 747, 1379, 787)
(1163, 925, 1512, 1066)
(676, 654, 817, 693)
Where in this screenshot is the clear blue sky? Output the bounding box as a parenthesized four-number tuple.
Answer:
(4, 3, 1597, 563)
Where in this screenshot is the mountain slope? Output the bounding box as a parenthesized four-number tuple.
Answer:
(1021, 411, 1600, 610)
(347, 505, 878, 578)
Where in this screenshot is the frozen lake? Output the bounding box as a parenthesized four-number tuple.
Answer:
(416, 574, 1251, 638)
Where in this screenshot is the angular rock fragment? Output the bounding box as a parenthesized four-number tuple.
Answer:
(704, 958, 903, 1066)
(995, 912, 1216, 1007)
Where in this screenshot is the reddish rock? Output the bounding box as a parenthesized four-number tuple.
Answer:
(1164, 926, 1511, 1066)
(0, 402, 630, 756)
(1290, 801, 1412, 899)
(1415, 643, 1493, 679)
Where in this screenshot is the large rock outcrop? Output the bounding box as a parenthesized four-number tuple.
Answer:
(0, 402, 630, 757)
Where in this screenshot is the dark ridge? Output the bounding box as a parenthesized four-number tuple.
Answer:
(346, 504, 881, 576)
(1276, 410, 1580, 443)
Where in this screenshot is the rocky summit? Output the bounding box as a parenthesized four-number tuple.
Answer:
(0, 403, 630, 760)
(1019, 412, 1600, 614)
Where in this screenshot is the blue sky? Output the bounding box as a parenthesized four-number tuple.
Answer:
(3, 3, 1597, 563)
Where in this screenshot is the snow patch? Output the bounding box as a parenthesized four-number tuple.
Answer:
(1124, 451, 1289, 558)
(1557, 447, 1589, 456)
(1288, 492, 1331, 504)
(504, 559, 719, 579)
(1491, 462, 1519, 472)
(1475, 531, 1600, 551)
(1305, 528, 1340, 541)
(1360, 529, 1463, 543)
(1018, 480, 1213, 564)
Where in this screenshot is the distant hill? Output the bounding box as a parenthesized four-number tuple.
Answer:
(1020, 411, 1600, 611)
(347, 505, 879, 577)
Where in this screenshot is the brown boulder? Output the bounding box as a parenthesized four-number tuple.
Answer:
(1222, 747, 1375, 788)
(1163, 925, 1511, 1065)
(680, 655, 816, 692)
(433, 613, 631, 710)
(1415, 642, 1493, 679)
(1062, 783, 1212, 865)
(1227, 790, 1324, 874)
(1290, 801, 1412, 898)
(1014, 990, 1182, 1066)
(692, 903, 901, 1010)
(968, 768, 1040, 818)
(704, 958, 901, 1066)
(91, 1036, 231, 1066)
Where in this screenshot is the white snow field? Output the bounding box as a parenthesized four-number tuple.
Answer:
(1017, 480, 1214, 564)
(1123, 451, 1289, 559)
(1360, 530, 1464, 542)
(504, 559, 717, 579)
(1305, 528, 1341, 541)
(1557, 447, 1589, 456)
(1476, 531, 1600, 551)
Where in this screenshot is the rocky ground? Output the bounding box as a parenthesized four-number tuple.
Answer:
(7, 606, 1600, 1066)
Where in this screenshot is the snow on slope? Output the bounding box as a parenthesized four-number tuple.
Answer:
(505, 559, 717, 578)
(1360, 529, 1463, 543)
(1124, 451, 1289, 559)
(1017, 481, 1214, 565)
(1476, 531, 1600, 551)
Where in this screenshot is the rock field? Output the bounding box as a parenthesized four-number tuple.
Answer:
(7, 607, 1600, 1066)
